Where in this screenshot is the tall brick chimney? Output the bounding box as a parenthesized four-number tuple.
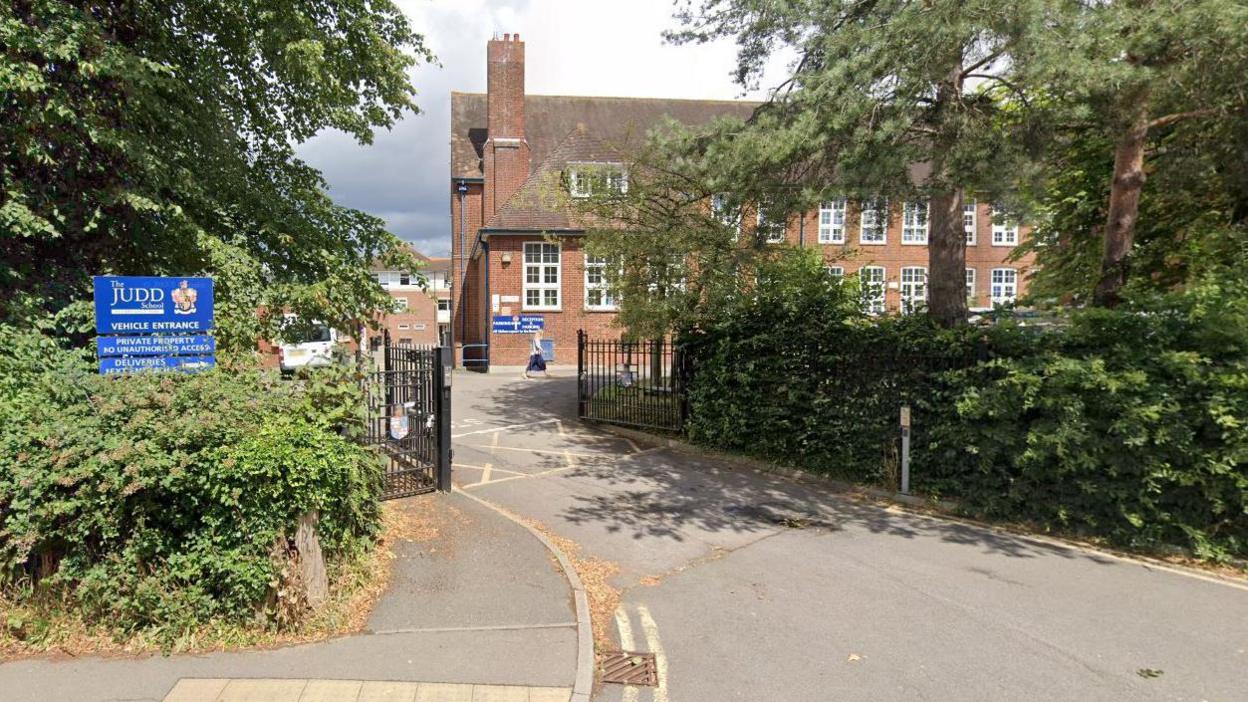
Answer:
(484, 33, 530, 218)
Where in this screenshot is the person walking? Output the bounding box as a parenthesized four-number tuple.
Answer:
(523, 330, 549, 379)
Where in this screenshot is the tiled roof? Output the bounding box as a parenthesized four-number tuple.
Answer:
(369, 244, 432, 272)
(484, 126, 622, 231)
(450, 93, 757, 180)
(423, 257, 451, 275)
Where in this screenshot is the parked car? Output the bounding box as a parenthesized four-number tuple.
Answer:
(279, 321, 339, 373)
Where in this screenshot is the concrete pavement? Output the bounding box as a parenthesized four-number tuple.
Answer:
(451, 370, 1248, 702)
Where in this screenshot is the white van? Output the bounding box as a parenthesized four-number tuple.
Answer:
(279, 321, 339, 373)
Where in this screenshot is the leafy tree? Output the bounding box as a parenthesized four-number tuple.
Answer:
(1, 1, 432, 350)
(1018, 120, 1248, 306)
(564, 135, 835, 341)
(1022, 1, 1248, 306)
(664, 0, 1054, 327)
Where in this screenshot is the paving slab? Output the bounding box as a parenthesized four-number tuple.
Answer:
(158, 680, 569, 702)
(367, 492, 575, 632)
(0, 490, 579, 702)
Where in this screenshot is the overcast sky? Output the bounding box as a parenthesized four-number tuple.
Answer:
(296, 0, 785, 257)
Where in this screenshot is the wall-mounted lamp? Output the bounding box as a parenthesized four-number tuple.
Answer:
(500, 252, 513, 265)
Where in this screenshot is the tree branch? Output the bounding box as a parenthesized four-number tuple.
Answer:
(965, 73, 1030, 109)
(1147, 108, 1217, 130)
(959, 48, 1005, 79)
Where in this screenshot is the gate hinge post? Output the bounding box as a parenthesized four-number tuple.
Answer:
(436, 345, 454, 492)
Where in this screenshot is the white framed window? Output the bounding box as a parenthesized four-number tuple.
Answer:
(584, 255, 617, 310)
(567, 163, 626, 198)
(604, 169, 628, 195)
(375, 271, 416, 288)
(393, 297, 409, 311)
(818, 199, 847, 244)
(757, 206, 786, 243)
(964, 198, 977, 245)
(711, 193, 739, 227)
(825, 265, 844, 277)
(398, 323, 410, 330)
(991, 268, 1017, 306)
(965, 268, 977, 306)
(860, 265, 886, 314)
(900, 266, 927, 314)
(859, 198, 888, 245)
(523, 242, 561, 310)
(569, 169, 592, 198)
(990, 204, 1019, 246)
(902, 201, 929, 245)
(437, 299, 450, 312)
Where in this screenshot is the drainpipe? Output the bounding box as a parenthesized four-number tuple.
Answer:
(455, 181, 468, 366)
(482, 238, 491, 372)
(798, 210, 805, 247)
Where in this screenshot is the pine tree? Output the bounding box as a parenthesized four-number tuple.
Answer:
(667, 0, 1052, 326)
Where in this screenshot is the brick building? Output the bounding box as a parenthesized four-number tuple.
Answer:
(367, 249, 452, 348)
(450, 34, 1035, 367)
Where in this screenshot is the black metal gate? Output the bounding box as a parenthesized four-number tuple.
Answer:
(576, 330, 689, 432)
(363, 342, 452, 499)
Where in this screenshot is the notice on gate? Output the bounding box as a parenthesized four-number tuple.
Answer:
(93, 276, 215, 334)
(492, 314, 544, 334)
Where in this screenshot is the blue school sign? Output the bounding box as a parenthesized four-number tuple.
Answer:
(93, 276, 216, 375)
(93, 276, 214, 334)
(492, 315, 544, 334)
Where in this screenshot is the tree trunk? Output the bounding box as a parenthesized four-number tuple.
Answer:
(927, 188, 968, 327)
(1093, 102, 1150, 307)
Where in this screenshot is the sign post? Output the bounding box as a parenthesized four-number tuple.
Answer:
(93, 276, 216, 375)
(899, 405, 911, 495)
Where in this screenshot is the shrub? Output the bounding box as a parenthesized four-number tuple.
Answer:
(0, 325, 381, 642)
(682, 255, 1248, 561)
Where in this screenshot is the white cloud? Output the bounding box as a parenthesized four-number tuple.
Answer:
(298, 0, 791, 257)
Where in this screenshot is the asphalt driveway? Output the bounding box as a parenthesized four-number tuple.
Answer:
(452, 368, 1248, 702)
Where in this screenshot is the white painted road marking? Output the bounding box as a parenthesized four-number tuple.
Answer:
(638, 604, 669, 702)
(451, 418, 560, 438)
(614, 608, 641, 702)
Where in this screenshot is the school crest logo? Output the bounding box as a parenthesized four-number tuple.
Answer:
(171, 280, 198, 315)
(389, 409, 410, 440)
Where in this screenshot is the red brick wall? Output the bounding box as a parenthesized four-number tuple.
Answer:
(484, 236, 621, 366)
(450, 181, 486, 359)
(762, 199, 1036, 312)
(369, 289, 441, 347)
(483, 36, 530, 219)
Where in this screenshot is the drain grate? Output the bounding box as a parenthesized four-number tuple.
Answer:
(599, 651, 658, 686)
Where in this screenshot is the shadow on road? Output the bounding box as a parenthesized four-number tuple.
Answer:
(455, 372, 1117, 566)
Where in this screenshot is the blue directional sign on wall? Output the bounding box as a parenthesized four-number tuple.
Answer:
(93, 276, 214, 334)
(492, 315, 545, 334)
(93, 276, 216, 375)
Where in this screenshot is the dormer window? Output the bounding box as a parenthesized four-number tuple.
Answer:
(567, 162, 627, 198)
(570, 169, 592, 198)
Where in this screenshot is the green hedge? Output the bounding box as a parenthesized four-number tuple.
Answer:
(0, 325, 381, 640)
(683, 257, 1248, 561)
